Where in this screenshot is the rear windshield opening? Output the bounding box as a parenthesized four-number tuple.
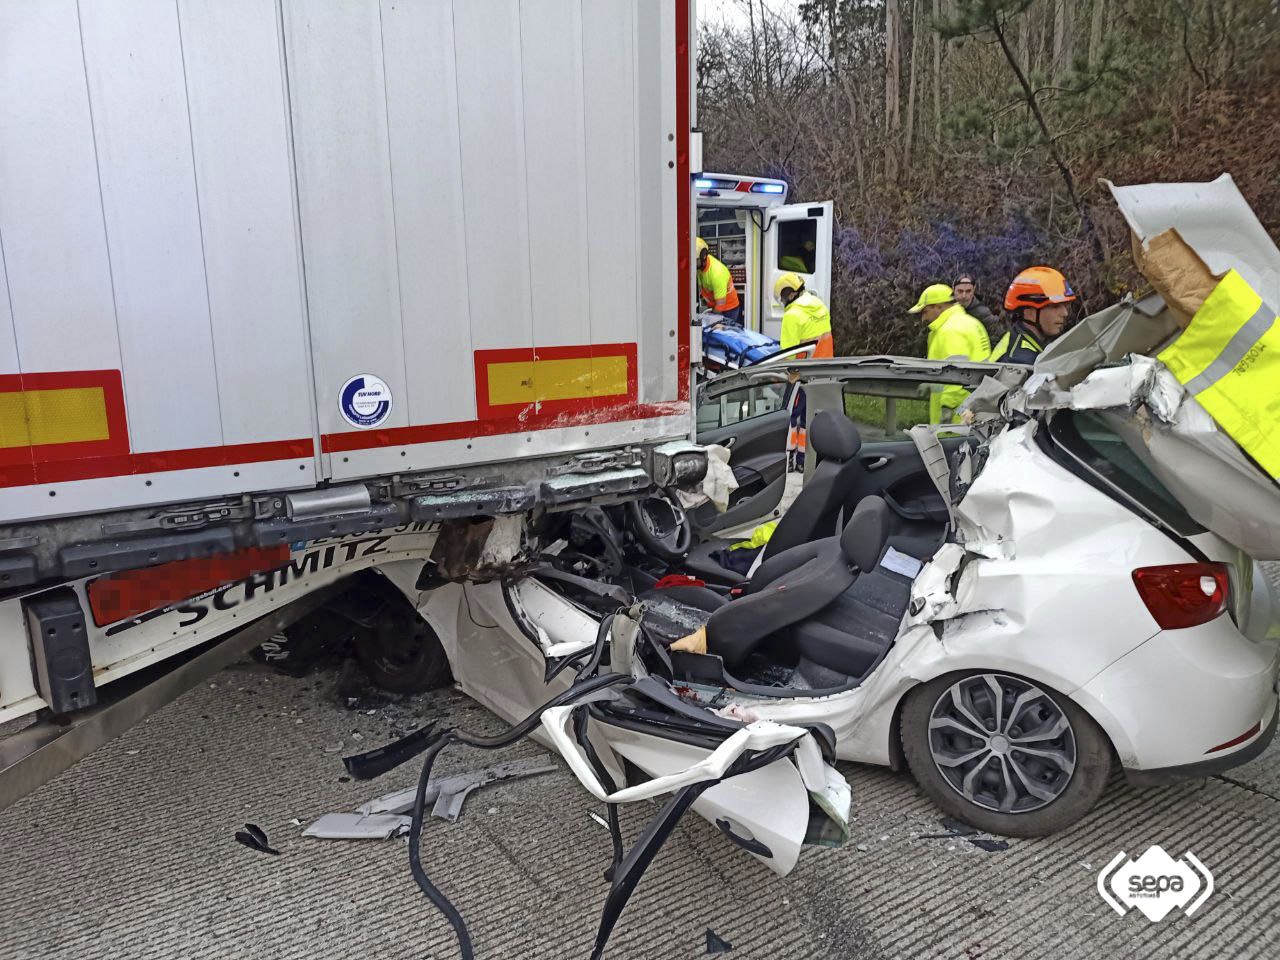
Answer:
(1047, 410, 1204, 536)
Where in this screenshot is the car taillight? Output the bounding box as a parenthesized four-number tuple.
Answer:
(1132, 563, 1230, 630)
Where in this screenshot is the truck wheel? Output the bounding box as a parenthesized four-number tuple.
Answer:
(900, 670, 1111, 838)
(354, 603, 453, 694)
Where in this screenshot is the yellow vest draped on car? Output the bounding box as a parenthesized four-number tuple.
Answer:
(1157, 269, 1280, 479)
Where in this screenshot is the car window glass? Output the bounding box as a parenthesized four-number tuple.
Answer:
(842, 381, 939, 441)
(698, 382, 788, 431)
(1050, 411, 1204, 535)
(777, 219, 817, 273)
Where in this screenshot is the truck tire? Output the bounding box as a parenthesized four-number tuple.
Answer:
(900, 670, 1111, 837)
(353, 602, 453, 695)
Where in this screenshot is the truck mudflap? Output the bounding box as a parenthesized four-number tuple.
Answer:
(338, 622, 850, 960)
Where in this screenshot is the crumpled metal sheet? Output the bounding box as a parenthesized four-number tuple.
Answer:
(1106, 174, 1280, 307)
(355, 758, 558, 822)
(1031, 296, 1182, 391)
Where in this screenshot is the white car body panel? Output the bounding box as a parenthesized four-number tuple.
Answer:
(1075, 614, 1280, 769)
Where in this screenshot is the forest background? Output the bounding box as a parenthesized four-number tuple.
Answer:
(697, 0, 1280, 353)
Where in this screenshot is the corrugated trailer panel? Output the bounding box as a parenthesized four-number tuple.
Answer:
(582, 0, 641, 352)
(636, 0, 679, 405)
(0, 0, 691, 521)
(380, 0, 476, 429)
(77, 0, 225, 453)
(281, 0, 409, 440)
(0, 0, 121, 377)
(0, 232, 14, 375)
(520, 0, 591, 353)
(173, 0, 316, 448)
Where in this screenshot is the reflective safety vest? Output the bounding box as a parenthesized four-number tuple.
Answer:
(1158, 269, 1280, 479)
(926, 304, 990, 423)
(780, 292, 834, 357)
(698, 255, 740, 313)
(989, 321, 1044, 366)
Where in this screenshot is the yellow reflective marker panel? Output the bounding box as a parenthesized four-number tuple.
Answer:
(486, 355, 630, 407)
(0, 387, 111, 449)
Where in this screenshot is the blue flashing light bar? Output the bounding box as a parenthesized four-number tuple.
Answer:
(750, 182, 786, 194)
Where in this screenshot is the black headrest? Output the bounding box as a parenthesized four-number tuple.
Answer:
(810, 411, 862, 462)
(840, 496, 892, 571)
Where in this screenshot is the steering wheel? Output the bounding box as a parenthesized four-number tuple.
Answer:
(625, 488, 693, 562)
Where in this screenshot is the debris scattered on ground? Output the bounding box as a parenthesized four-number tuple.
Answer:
(306, 758, 559, 843)
(967, 837, 1010, 853)
(706, 928, 734, 954)
(355, 758, 558, 823)
(323, 741, 344, 754)
(234, 822, 280, 855)
(303, 812, 412, 840)
(587, 810, 611, 831)
(918, 817, 980, 839)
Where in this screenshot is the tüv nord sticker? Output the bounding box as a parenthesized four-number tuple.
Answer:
(1097, 845, 1213, 921)
(339, 374, 393, 428)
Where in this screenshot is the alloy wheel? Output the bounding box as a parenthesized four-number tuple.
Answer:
(927, 673, 1077, 814)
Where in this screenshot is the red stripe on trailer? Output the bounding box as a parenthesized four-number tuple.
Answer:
(675, 0, 692, 402)
(0, 437, 314, 489)
(86, 543, 291, 626)
(0, 402, 691, 488)
(321, 399, 689, 454)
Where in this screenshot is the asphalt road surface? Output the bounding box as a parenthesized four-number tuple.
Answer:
(4, 635, 1280, 960)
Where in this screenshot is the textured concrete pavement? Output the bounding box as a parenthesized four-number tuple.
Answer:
(4, 653, 1280, 960)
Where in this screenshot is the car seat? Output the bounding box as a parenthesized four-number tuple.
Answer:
(682, 410, 875, 584)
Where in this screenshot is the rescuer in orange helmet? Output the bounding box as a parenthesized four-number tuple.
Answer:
(990, 266, 1077, 365)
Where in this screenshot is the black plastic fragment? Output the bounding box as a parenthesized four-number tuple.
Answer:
(968, 837, 1010, 852)
(919, 816, 981, 839)
(715, 818, 773, 858)
(590, 781, 717, 960)
(235, 823, 280, 855)
(706, 929, 735, 954)
(342, 722, 438, 781)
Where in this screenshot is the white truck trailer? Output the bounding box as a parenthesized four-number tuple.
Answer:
(0, 0, 707, 805)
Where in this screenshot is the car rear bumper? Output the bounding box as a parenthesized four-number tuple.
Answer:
(1124, 703, 1278, 785)
(1073, 613, 1280, 777)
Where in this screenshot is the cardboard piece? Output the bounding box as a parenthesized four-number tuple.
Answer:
(1131, 228, 1221, 328)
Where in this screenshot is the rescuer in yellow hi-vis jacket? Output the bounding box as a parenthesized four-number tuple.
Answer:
(774, 272, 834, 472)
(774, 272, 834, 357)
(1158, 268, 1280, 479)
(696, 237, 742, 322)
(909, 283, 990, 424)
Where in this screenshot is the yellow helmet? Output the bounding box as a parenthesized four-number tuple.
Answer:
(696, 237, 708, 257)
(773, 272, 805, 303)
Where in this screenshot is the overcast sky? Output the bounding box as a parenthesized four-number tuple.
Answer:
(698, 0, 802, 29)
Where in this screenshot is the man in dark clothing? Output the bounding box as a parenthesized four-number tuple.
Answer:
(953, 274, 998, 338)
